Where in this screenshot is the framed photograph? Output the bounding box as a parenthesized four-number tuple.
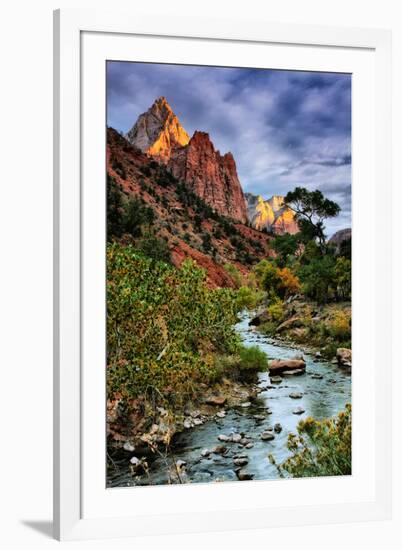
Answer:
(53, 8, 392, 540)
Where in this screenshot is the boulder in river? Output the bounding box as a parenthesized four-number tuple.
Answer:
(233, 457, 249, 467)
(205, 395, 227, 406)
(249, 309, 270, 326)
(336, 348, 352, 368)
(268, 358, 306, 375)
(218, 434, 230, 442)
(261, 431, 275, 441)
(236, 469, 254, 481)
(292, 406, 305, 415)
(270, 376, 283, 383)
(289, 392, 303, 399)
(274, 423, 282, 433)
(212, 445, 228, 455)
(282, 369, 305, 376)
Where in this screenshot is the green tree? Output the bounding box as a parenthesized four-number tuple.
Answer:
(137, 234, 172, 264)
(106, 175, 124, 240)
(272, 233, 300, 267)
(284, 187, 340, 252)
(298, 255, 336, 303)
(123, 197, 155, 238)
(334, 257, 351, 300)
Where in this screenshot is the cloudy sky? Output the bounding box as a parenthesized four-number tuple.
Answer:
(107, 62, 351, 236)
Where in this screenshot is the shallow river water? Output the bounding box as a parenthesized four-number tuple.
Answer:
(107, 313, 351, 487)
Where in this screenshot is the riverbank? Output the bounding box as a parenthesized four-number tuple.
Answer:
(250, 298, 351, 359)
(107, 312, 351, 486)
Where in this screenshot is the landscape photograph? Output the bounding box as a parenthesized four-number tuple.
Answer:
(106, 61, 352, 487)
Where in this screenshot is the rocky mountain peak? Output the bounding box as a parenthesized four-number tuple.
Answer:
(126, 97, 190, 163)
(246, 192, 298, 234)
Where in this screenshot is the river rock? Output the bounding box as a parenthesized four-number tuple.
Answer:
(201, 449, 211, 457)
(233, 457, 249, 467)
(123, 441, 135, 452)
(212, 445, 228, 455)
(241, 401, 252, 408)
(315, 351, 322, 358)
(130, 456, 141, 466)
(218, 434, 230, 442)
(311, 373, 323, 380)
(216, 410, 226, 418)
(183, 418, 193, 429)
(275, 315, 303, 333)
(336, 348, 352, 367)
(293, 406, 305, 415)
(261, 431, 275, 441)
(270, 376, 283, 384)
(289, 392, 303, 399)
(274, 423, 282, 433)
(253, 414, 266, 421)
(231, 433, 242, 443)
(236, 469, 254, 481)
(245, 442, 254, 449)
(206, 395, 227, 406)
(269, 358, 306, 375)
(249, 309, 270, 326)
(282, 369, 305, 376)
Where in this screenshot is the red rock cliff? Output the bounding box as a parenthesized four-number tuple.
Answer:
(169, 131, 247, 223)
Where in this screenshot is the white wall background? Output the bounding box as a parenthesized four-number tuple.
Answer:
(0, 1, 400, 548)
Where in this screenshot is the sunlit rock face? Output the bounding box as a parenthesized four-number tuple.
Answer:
(127, 97, 248, 223)
(126, 96, 190, 163)
(245, 193, 299, 234)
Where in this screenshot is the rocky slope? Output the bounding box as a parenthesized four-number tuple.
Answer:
(127, 97, 247, 223)
(107, 128, 274, 287)
(329, 228, 352, 252)
(245, 192, 298, 234)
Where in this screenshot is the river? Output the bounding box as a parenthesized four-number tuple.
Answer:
(107, 312, 351, 487)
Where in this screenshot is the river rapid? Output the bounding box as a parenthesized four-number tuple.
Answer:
(107, 312, 351, 487)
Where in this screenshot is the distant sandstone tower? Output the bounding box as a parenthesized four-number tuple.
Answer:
(245, 193, 299, 234)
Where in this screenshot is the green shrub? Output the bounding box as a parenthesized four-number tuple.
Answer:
(238, 345, 268, 372)
(136, 234, 172, 264)
(269, 405, 352, 478)
(107, 244, 239, 409)
(267, 298, 285, 322)
(235, 286, 265, 311)
(224, 263, 244, 289)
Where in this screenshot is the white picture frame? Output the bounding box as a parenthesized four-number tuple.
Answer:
(53, 8, 392, 541)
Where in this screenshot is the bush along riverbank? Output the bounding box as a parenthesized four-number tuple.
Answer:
(107, 243, 268, 461)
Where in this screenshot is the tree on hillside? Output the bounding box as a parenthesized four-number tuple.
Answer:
(284, 187, 340, 252)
